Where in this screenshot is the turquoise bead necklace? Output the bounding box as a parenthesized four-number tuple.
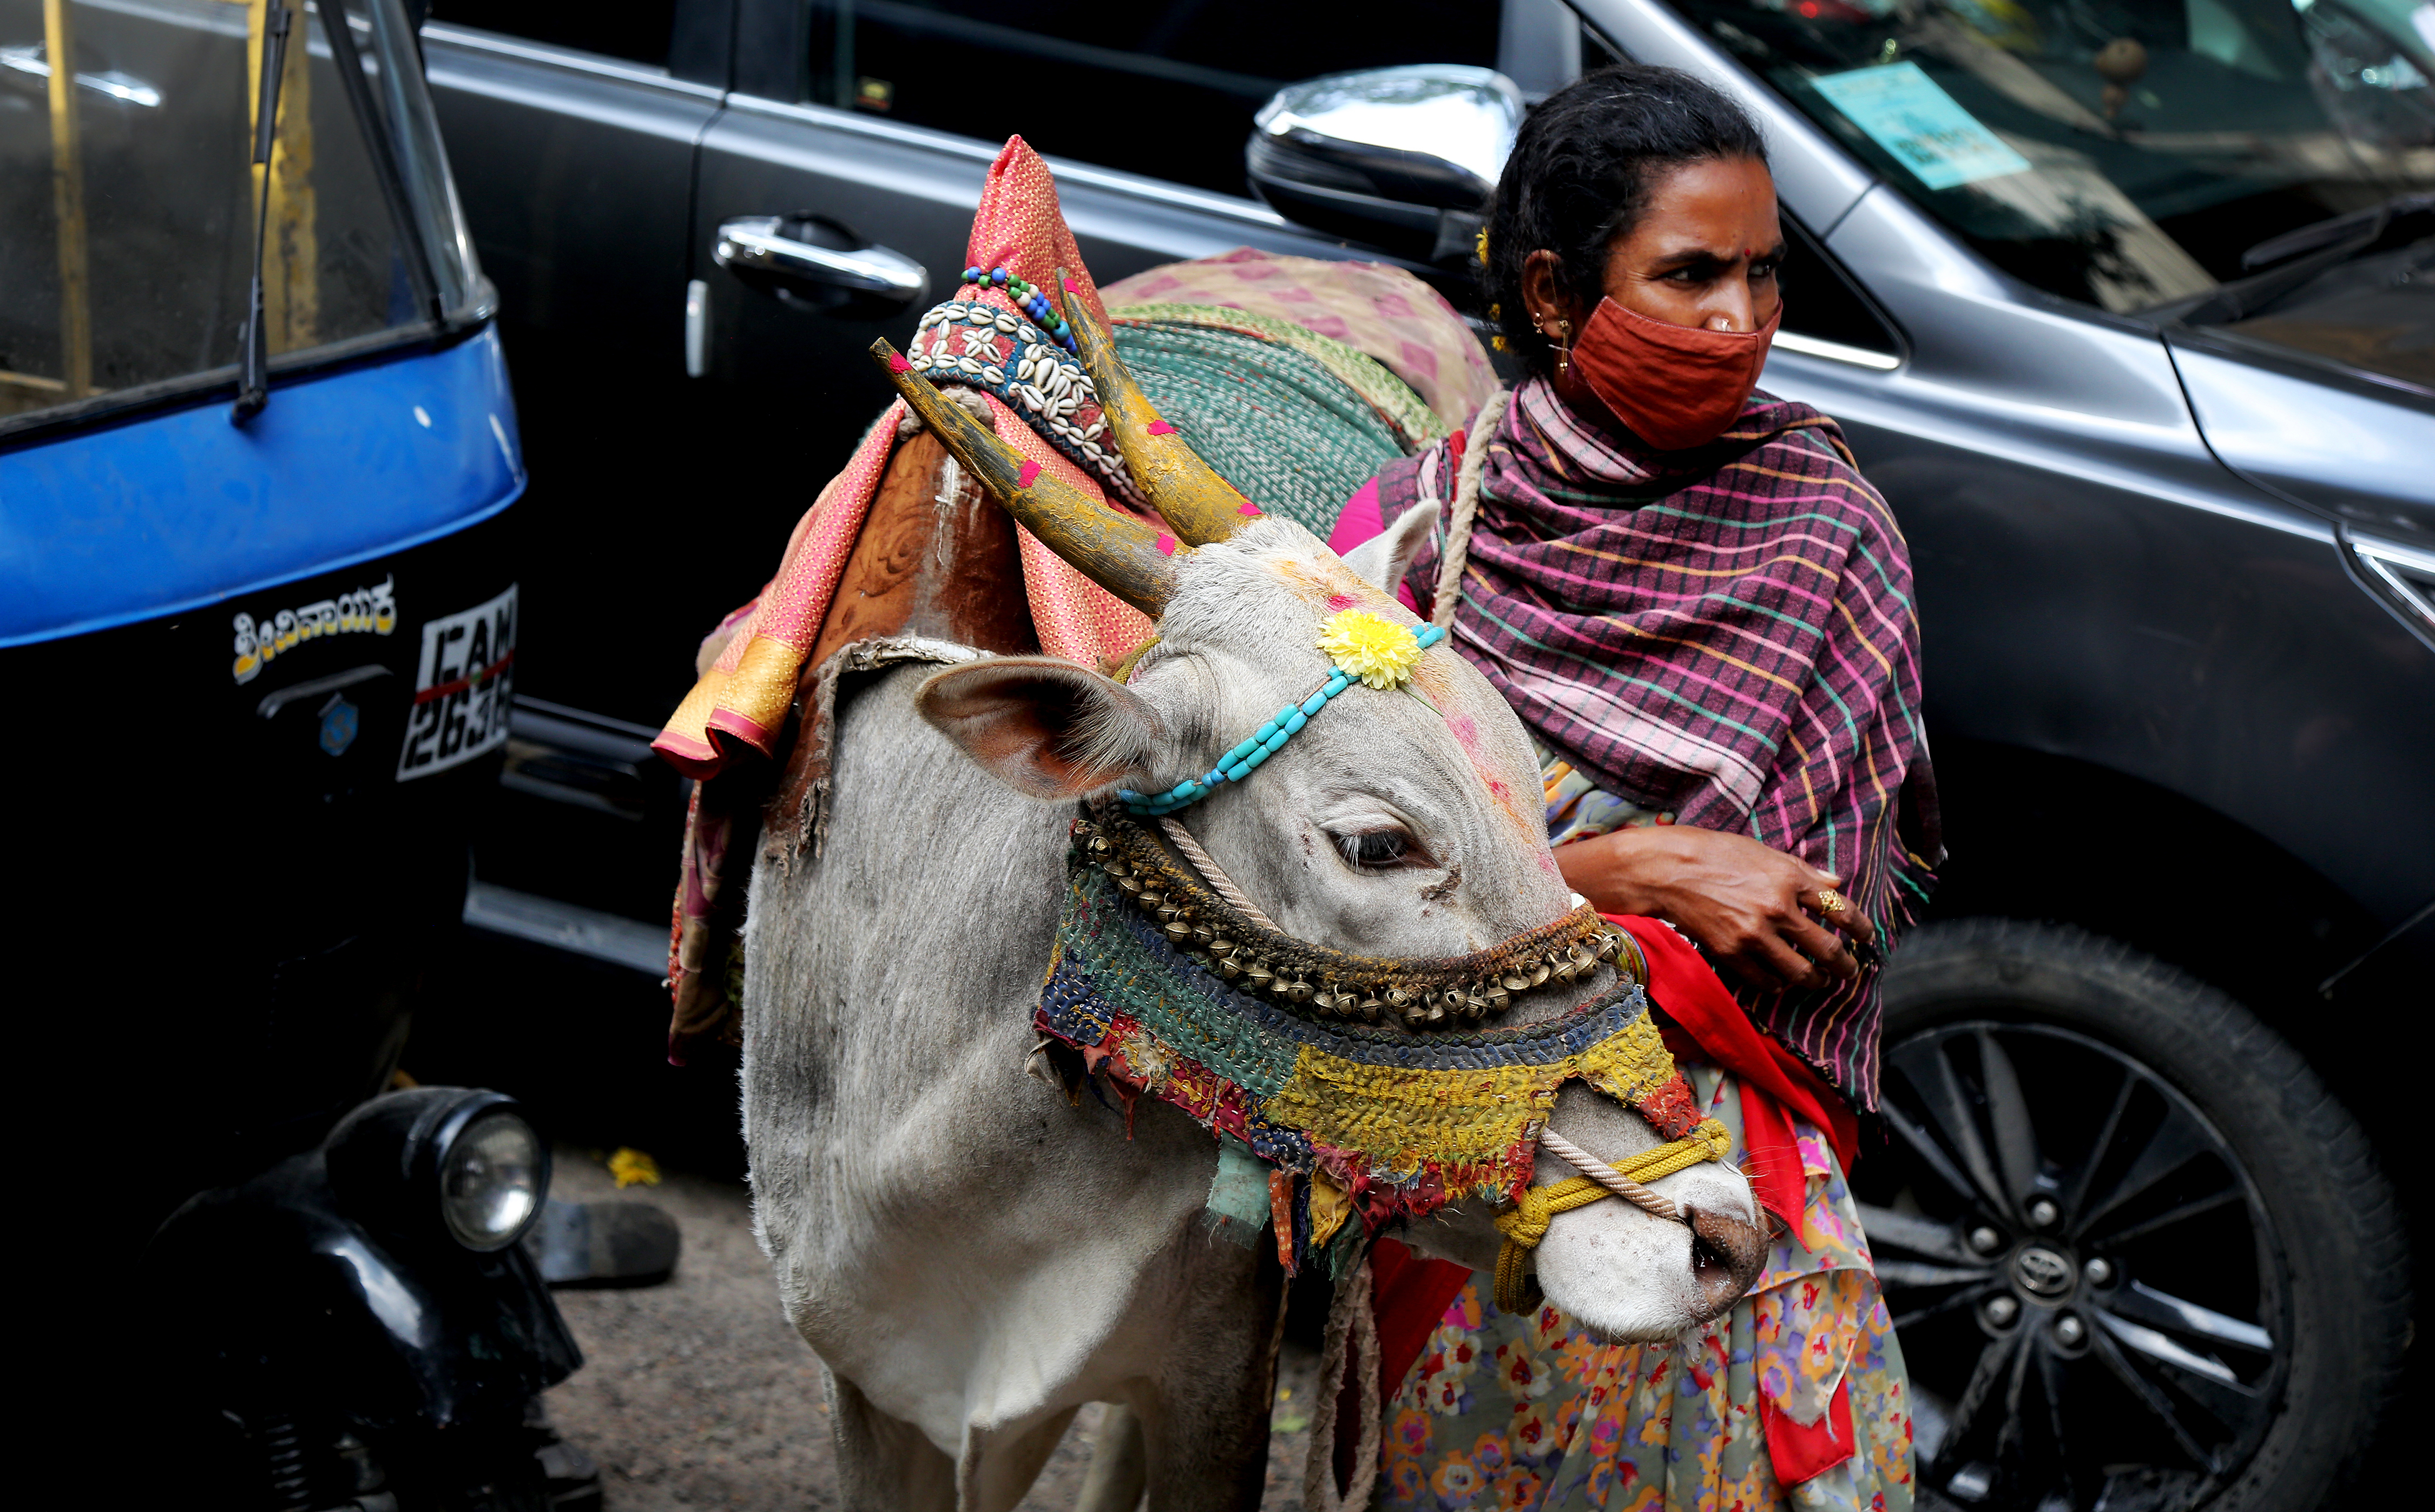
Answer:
(1119, 623, 1448, 816)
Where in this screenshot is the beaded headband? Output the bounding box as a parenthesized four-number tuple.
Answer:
(1119, 609, 1445, 816)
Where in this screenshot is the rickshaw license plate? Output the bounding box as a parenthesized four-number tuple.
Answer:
(397, 584, 518, 782)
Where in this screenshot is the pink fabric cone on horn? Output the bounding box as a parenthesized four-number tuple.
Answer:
(653, 135, 1154, 781)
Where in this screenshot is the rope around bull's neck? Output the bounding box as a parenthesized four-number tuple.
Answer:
(1156, 817, 1279, 932)
(1432, 389, 1509, 631)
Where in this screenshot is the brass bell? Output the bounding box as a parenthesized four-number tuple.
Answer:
(1137, 889, 1164, 912)
(1246, 961, 1274, 990)
(1501, 971, 1529, 993)
(1486, 986, 1511, 1013)
(1285, 978, 1315, 1005)
(1215, 958, 1242, 979)
(1594, 935, 1618, 962)
(1087, 835, 1112, 856)
(1462, 995, 1488, 1021)
(1311, 988, 1338, 1014)
(1116, 875, 1143, 896)
(1209, 937, 1233, 958)
(1192, 925, 1215, 947)
(1529, 962, 1551, 987)
(1156, 903, 1182, 925)
(1360, 993, 1384, 1018)
(1164, 921, 1192, 943)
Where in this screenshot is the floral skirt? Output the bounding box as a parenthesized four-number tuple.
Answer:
(1380, 1064, 1916, 1511)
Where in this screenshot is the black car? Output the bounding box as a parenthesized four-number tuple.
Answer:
(413, 2, 2432, 1508)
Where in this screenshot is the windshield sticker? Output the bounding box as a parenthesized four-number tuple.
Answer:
(231, 577, 398, 684)
(397, 584, 518, 782)
(1812, 63, 2031, 191)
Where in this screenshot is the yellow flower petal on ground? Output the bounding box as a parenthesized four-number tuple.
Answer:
(1318, 608, 1425, 689)
(609, 1147, 662, 1188)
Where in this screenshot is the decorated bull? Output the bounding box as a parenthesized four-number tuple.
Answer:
(688, 251, 1769, 1507)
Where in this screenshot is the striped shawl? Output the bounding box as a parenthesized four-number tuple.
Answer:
(1377, 378, 1939, 1106)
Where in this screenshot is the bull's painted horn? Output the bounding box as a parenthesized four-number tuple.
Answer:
(1056, 268, 1260, 546)
(868, 340, 1179, 617)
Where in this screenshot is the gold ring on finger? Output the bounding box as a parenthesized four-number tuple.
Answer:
(1817, 889, 1845, 913)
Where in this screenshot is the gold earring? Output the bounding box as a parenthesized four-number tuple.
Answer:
(1555, 320, 1572, 378)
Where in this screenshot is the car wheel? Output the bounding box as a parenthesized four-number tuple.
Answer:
(1864, 920, 2407, 1512)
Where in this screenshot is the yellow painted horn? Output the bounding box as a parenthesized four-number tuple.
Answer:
(868, 340, 1179, 617)
(1057, 269, 1260, 546)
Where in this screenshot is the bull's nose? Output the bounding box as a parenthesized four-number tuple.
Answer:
(1686, 1205, 1767, 1318)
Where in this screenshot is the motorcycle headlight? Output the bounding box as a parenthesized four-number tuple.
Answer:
(440, 1110, 545, 1251)
(327, 1087, 552, 1252)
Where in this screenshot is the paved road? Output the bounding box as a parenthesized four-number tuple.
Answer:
(543, 1150, 1326, 1510)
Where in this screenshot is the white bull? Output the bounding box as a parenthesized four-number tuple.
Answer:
(738, 305, 1764, 1511)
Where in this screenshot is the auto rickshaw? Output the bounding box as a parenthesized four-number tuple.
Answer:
(2, 1, 608, 1504)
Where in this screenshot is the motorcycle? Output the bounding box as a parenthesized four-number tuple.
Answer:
(2, 0, 634, 1503)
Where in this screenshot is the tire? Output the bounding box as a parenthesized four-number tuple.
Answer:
(1865, 920, 2408, 1512)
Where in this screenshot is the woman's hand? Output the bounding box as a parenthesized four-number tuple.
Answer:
(1556, 825, 1876, 992)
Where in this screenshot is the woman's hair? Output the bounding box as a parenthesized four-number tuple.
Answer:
(1483, 64, 1769, 378)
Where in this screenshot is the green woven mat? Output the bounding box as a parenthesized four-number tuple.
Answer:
(1108, 307, 1443, 539)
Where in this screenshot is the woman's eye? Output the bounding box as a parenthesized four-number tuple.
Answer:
(1335, 829, 1412, 870)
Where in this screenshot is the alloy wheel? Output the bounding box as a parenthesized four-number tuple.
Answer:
(1855, 1021, 2291, 1511)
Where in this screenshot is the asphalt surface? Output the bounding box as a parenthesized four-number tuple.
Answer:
(542, 1148, 1326, 1511)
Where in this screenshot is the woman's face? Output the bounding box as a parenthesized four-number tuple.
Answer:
(1522, 156, 1785, 352)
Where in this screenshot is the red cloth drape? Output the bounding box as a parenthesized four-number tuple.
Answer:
(1610, 915, 1857, 1228)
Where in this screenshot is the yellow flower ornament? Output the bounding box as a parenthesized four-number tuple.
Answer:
(1318, 609, 1430, 689)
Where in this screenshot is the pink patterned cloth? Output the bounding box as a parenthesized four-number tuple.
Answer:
(652, 136, 1152, 783)
(1102, 248, 1502, 434)
(653, 137, 1155, 1050)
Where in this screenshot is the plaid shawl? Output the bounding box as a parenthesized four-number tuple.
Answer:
(1377, 378, 1939, 1106)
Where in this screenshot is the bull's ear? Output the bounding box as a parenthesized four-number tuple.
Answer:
(1339, 500, 1439, 600)
(915, 657, 1168, 800)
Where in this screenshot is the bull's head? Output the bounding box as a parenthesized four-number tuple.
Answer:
(870, 287, 1762, 1339)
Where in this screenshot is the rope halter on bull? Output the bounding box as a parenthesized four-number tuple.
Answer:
(865, 274, 1732, 1315)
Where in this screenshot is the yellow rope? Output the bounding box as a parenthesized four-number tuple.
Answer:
(1492, 1120, 1733, 1314)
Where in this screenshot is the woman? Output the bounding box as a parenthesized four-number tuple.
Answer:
(1333, 65, 1939, 1511)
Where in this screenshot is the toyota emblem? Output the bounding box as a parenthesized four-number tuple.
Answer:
(2014, 1245, 2074, 1296)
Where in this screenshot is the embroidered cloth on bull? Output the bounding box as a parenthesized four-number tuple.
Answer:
(1035, 839, 1702, 1271)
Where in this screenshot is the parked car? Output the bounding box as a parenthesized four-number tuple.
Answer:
(413, 1, 2431, 1508)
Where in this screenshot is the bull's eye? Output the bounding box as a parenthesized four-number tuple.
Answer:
(1334, 828, 1412, 871)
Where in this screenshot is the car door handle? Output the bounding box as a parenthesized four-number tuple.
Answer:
(713, 216, 930, 309)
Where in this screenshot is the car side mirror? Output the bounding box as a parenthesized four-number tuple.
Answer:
(1246, 65, 1522, 265)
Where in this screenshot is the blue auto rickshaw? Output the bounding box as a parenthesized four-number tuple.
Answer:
(3, 1, 604, 1503)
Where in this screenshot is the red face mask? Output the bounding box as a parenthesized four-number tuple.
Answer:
(1569, 298, 1781, 450)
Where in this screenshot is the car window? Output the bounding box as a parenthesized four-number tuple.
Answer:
(1660, 0, 2435, 314)
(805, 0, 1504, 196)
(424, 0, 675, 66)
